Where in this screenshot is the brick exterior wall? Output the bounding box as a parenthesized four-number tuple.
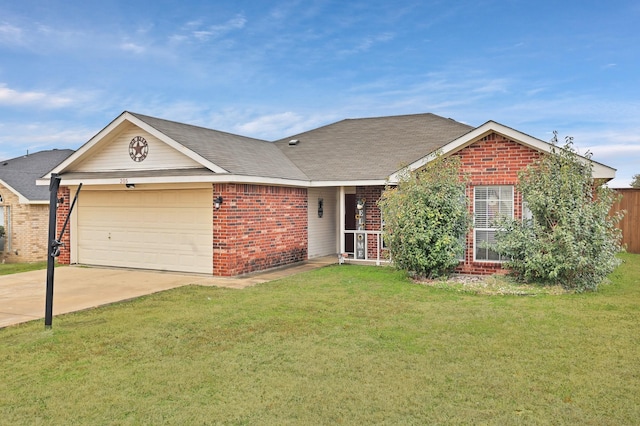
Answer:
(361, 133, 543, 275)
(53, 132, 541, 277)
(55, 186, 71, 265)
(453, 133, 542, 274)
(0, 184, 53, 263)
(213, 183, 308, 276)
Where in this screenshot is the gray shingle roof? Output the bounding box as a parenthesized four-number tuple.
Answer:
(274, 113, 474, 181)
(0, 149, 74, 201)
(129, 112, 309, 181)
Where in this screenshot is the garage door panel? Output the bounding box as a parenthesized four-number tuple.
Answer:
(77, 189, 212, 273)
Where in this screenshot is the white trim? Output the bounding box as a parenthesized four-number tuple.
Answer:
(0, 179, 31, 204)
(42, 112, 229, 179)
(389, 121, 616, 182)
(37, 174, 390, 189)
(339, 186, 345, 255)
(125, 113, 228, 173)
(473, 185, 513, 262)
(308, 179, 388, 187)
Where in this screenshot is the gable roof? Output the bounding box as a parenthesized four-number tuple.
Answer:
(274, 113, 474, 181)
(389, 120, 616, 182)
(128, 113, 309, 180)
(0, 149, 74, 203)
(43, 111, 616, 187)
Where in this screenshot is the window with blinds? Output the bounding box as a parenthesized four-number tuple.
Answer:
(474, 186, 513, 261)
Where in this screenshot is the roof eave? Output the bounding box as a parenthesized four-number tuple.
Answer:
(42, 111, 230, 179)
(389, 121, 617, 182)
(0, 179, 30, 204)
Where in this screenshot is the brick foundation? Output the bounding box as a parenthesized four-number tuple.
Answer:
(213, 183, 308, 276)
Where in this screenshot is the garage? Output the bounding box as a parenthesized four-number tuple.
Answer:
(76, 188, 213, 274)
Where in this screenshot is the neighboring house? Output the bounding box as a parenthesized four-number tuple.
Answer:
(0, 149, 75, 262)
(41, 111, 615, 276)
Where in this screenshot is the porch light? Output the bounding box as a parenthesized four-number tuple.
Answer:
(214, 196, 223, 210)
(125, 183, 135, 189)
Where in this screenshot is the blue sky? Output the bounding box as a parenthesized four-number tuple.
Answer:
(0, 0, 638, 187)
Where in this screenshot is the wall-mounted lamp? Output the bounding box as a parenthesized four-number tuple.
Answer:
(57, 197, 65, 205)
(125, 183, 135, 189)
(318, 198, 324, 218)
(214, 196, 223, 210)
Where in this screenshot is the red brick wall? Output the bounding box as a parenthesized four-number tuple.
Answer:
(55, 186, 71, 265)
(453, 133, 542, 274)
(213, 183, 308, 276)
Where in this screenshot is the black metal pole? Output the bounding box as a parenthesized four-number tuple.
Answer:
(45, 174, 61, 329)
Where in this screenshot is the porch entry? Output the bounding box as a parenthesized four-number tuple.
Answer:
(344, 193, 356, 253)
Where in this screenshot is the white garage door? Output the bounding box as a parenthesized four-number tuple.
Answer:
(77, 189, 212, 273)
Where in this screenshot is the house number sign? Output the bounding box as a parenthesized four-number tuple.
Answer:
(129, 136, 149, 162)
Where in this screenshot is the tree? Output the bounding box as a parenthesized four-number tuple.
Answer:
(378, 155, 471, 278)
(492, 133, 624, 292)
(631, 174, 640, 188)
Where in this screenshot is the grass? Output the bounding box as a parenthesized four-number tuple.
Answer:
(1, 253, 639, 424)
(0, 261, 48, 276)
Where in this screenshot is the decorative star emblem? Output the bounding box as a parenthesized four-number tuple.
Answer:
(129, 136, 149, 162)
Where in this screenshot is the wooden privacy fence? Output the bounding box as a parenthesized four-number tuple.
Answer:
(612, 189, 640, 254)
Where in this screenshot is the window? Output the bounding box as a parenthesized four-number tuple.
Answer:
(474, 186, 513, 261)
(0, 195, 6, 252)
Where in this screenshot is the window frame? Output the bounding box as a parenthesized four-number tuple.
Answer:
(473, 185, 514, 262)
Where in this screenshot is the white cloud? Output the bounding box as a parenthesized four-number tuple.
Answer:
(340, 32, 395, 54)
(217, 110, 338, 140)
(0, 122, 93, 160)
(0, 84, 74, 108)
(235, 112, 305, 138)
(120, 42, 145, 54)
(171, 14, 247, 44)
(0, 21, 23, 46)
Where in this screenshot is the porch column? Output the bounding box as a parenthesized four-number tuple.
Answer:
(339, 186, 345, 254)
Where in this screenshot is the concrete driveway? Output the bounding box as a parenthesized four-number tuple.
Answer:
(0, 257, 336, 328)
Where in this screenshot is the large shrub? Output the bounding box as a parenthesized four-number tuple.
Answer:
(378, 155, 471, 278)
(492, 134, 624, 292)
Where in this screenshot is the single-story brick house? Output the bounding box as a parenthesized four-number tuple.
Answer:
(42, 111, 615, 276)
(0, 149, 74, 262)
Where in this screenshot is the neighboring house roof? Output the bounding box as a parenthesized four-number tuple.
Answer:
(0, 149, 74, 203)
(274, 113, 474, 181)
(129, 112, 309, 181)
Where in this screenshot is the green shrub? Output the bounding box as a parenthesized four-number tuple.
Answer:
(378, 155, 471, 278)
(492, 134, 624, 292)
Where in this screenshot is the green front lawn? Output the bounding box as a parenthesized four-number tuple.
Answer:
(0, 261, 48, 276)
(1, 253, 639, 424)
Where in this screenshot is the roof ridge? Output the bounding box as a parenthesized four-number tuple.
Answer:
(127, 111, 270, 144)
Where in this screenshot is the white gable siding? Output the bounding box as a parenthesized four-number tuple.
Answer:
(307, 187, 338, 258)
(73, 123, 201, 172)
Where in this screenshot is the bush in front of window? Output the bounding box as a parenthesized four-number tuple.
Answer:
(492, 133, 624, 292)
(378, 154, 471, 279)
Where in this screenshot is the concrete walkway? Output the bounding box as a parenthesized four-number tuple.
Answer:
(0, 256, 337, 328)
